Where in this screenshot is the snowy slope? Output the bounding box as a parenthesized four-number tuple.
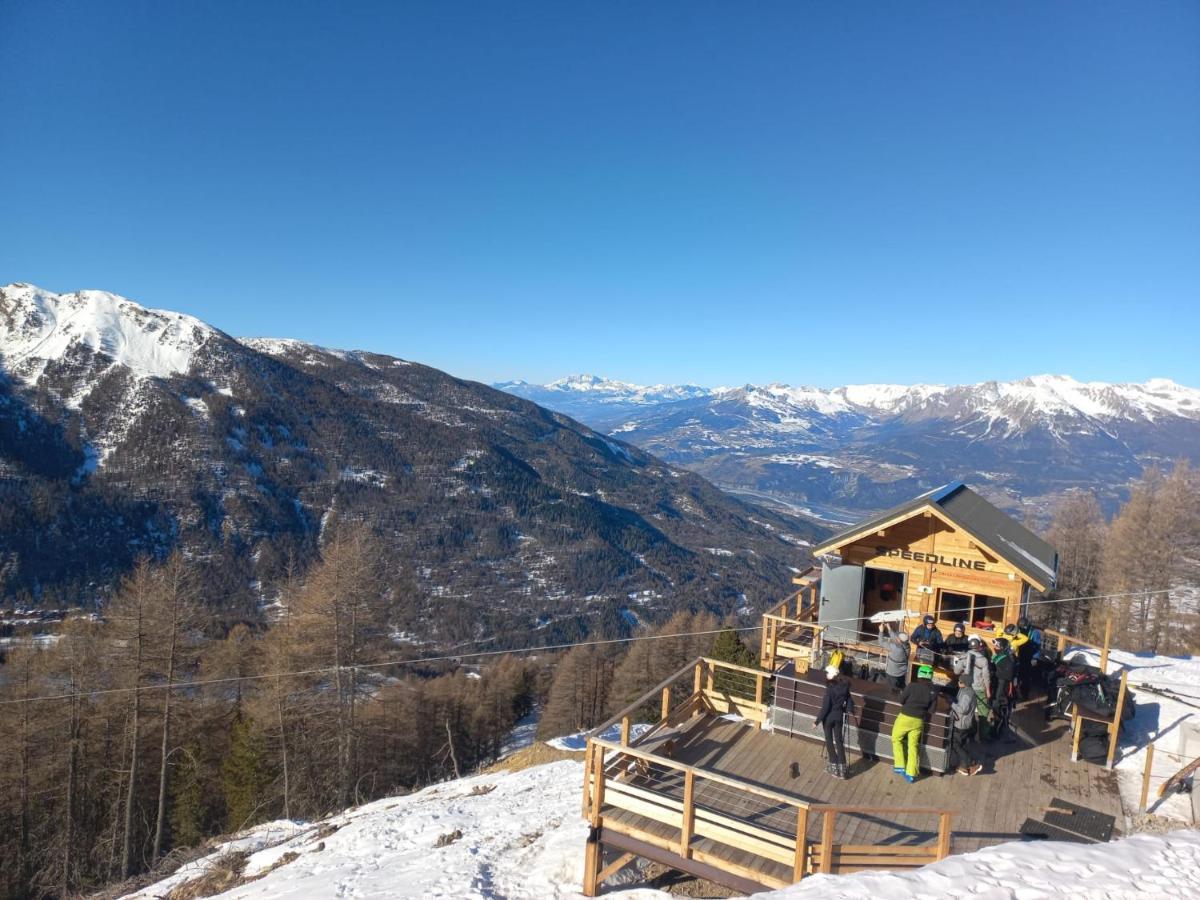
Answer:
(0, 282, 218, 384)
(123, 754, 1200, 900)
(125, 646, 1200, 900)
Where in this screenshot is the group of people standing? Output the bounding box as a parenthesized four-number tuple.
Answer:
(814, 614, 1045, 783)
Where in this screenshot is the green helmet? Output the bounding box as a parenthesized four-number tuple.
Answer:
(917, 664, 934, 680)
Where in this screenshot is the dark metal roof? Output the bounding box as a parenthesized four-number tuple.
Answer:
(813, 481, 1058, 589)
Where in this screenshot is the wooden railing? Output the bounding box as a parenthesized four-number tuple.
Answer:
(581, 654, 957, 894)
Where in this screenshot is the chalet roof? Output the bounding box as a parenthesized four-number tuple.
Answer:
(813, 482, 1058, 589)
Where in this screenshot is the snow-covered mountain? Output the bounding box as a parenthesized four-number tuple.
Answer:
(496, 375, 1200, 519)
(496, 374, 711, 423)
(0, 284, 819, 623)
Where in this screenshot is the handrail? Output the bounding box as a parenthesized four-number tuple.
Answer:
(588, 657, 701, 738)
(698, 655, 772, 679)
(592, 736, 810, 809)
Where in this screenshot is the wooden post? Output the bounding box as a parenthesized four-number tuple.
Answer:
(754, 672, 765, 731)
(1139, 742, 1155, 813)
(760, 616, 768, 667)
(936, 812, 952, 860)
(590, 747, 605, 827)
(819, 809, 836, 874)
(660, 686, 671, 721)
(793, 806, 809, 881)
(693, 661, 703, 696)
(705, 659, 715, 694)
(1071, 713, 1083, 763)
(680, 769, 695, 859)
(620, 716, 630, 747)
(1100, 614, 1113, 672)
(1106, 670, 1129, 769)
(582, 741, 593, 818)
(582, 827, 602, 897)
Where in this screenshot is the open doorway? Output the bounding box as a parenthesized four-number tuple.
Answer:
(862, 567, 906, 639)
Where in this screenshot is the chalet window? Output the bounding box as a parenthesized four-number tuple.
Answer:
(937, 590, 1006, 627)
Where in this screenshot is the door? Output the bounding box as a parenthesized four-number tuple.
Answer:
(819, 562, 865, 644)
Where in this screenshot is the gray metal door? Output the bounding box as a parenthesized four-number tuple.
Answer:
(819, 562, 865, 644)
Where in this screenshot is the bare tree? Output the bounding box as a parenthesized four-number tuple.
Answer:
(1045, 490, 1107, 634)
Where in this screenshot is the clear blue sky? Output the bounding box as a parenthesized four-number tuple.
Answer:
(2, 1, 1197, 388)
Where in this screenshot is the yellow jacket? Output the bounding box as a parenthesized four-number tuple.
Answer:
(992, 626, 1029, 653)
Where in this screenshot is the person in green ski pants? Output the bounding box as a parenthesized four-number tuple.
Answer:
(891, 664, 937, 782)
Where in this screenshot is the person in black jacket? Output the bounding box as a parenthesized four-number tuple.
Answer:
(814, 664, 856, 780)
(991, 637, 1016, 739)
(943, 621, 969, 655)
(910, 615, 943, 653)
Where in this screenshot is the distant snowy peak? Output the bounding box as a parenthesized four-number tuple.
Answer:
(508, 373, 711, 405)
(508, 373, 1200, 424)
(0, 282, 219, 383)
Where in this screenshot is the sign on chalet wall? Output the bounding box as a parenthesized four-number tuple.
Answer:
(873, 546, 987, 571)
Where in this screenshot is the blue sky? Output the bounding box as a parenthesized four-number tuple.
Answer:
(2, 1, 1197, 388)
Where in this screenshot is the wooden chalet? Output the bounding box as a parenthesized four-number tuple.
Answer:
(580, 484, 1129, 895)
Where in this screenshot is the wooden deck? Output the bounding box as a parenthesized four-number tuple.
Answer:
(581, 656, 1125, 895)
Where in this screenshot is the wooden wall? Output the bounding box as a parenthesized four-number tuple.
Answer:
(835, 512, 1026, 627)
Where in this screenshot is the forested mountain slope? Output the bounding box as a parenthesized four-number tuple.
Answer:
(0, 284, 821, 641)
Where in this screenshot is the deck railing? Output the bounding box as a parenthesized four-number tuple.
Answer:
(581, 654, 957, 894)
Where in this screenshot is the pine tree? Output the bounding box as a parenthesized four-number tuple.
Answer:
(222, 716, 271, 833)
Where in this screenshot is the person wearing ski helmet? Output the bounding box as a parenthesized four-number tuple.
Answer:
(944, 621, 969, 655)
(965, 635, 993, 740)
(891, 664, 937, 782)
(1016, 615, 1043, 699)
(991, 636, 1017, 738)
(815, 663, 856, 780)
(911, 615, 943, 653)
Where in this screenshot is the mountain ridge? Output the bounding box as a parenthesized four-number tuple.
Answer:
(496, 373, 1200, 520)
(0, 284, 821, 638)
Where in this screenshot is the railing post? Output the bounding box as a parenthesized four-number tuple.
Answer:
(680, 769, 695, 859)
(760, 616, 769, 667)
(1106, 670, 1128, 769)
(705, 659, 715, 694)
(1139, 742, 1155, 813)
(754, 672, 765, 730)
(620, 716, 630, 747)
(590, 746, 605, 827)
(819, 809, 835, 874)
(661, 685, 671, 721)
(1071, 713, 1082, 762)
(1100, 614, 1113, 672)
(582, 741, 593, 818)
(693, 660, 703, 696)
(936, 811, 952, 860)
(793, 806, 809, 881)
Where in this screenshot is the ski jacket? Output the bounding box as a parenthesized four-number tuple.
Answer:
(910, 624, 943, 650)
(816, 677, 856, 726)
(884, 639, 910, 678)
(944, 634, 969, 655)
(951, 685, 976, 729)
(992, 651, 1015, 685)
(899, 680, 938, 719)
(965, 649, 990, 694)
(1020, 627, 1043, 662)
(992, 626, 1029, 654)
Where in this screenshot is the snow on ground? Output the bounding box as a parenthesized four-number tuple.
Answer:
(124, 755, 1200, 900)
(1068, 645, 1200, 823)
(761, 830, 1200, 899)
(125, 652, 1200, 899)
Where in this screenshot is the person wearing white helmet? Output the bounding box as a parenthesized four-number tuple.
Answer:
(814, 661, 857, 780)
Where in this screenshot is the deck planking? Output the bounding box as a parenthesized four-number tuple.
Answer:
(599, 697, 1124, 884)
